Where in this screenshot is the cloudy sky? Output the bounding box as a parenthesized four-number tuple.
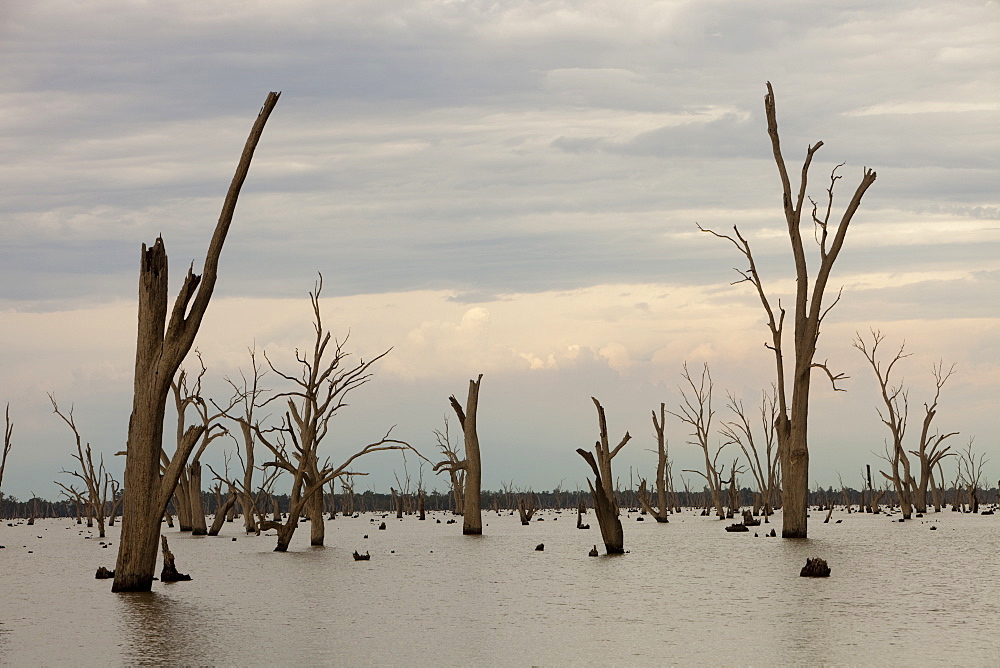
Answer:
(2, 1, 997, 502)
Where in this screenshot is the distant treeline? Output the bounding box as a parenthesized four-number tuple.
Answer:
(3, 483, 998, 521)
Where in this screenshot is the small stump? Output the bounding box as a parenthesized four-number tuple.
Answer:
(588, 545, 599, 557)
(160, 535, 192, 582)
(353, 550, 371, 561)
(378, 522, 387, 530)
(725, 523, 749, 532)
(95, 566, 114, 579)
(535, 543, 544, 551)
(800, 557, 831, 578)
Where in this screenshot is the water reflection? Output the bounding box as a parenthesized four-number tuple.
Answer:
(116, 590, 207, 666)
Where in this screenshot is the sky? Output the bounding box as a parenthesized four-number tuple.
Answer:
(1, 1, 998, 502)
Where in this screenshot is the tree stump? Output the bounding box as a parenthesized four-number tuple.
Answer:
(535, 543, 544, 551)
(95, 566, 115, 579)
(799, 557, 831, 577)
(353, 550, 370, 561)
(725, 523, 749, 532)
(159, 536, 191, 582)
(588, 545, 599, 557)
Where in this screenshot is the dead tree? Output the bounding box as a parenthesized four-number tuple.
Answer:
(671, 363, 727, 519)
(217, 347, 269, 533)
(517, 491, 537, 525)
(434, 375, 484, 535)
(854, 331, 958, 518)
(721, 387, 781, 521)
(0, 404, 12, 504)
(957, 438, 987, 513)
(699, 82, 877, 537)
(637, 403, 671, 522)
(576, 397, 630, 554)
(433, 416, 465, 515)
(50, 395, 116, 538)
(112, 91, 280, 593)
(255, 276, 409, 551)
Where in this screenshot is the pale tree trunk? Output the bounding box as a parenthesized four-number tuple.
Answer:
(446, 375, 483, 536)
(701, 82, 876, 538)
(112, 92, 280, 592)
(208, 485, 238, 536)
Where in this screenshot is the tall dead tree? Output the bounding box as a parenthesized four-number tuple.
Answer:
(957, 438, 987, 513)
(0, 404, 12, 504)
(111, 91, 280, 592)
(577, 397, 630, 554)
(434, 375, 484, 535)
(699, 82, 876, 537)
(637, 403, 671, 522)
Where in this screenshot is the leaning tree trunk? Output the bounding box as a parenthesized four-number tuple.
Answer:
(208, 486, 238, 536)
(112, 92, 280, 592)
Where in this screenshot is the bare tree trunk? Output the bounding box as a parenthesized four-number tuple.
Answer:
(112, 92, 280, 592)
(577, 397, 630, 554)
(701, 83, 875, 538)
(188, 461, 208, 535)
(208, 486, 238, 536)
(451, 375, 483, 536)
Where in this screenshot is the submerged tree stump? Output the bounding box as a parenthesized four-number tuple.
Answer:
(353, 550, 371, 561)
(159, 536, 191, 582)
(95, 566, 115, 579)
(800, 557, 831, 577)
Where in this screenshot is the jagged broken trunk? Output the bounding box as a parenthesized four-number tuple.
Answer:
(111, 92, 280, 592)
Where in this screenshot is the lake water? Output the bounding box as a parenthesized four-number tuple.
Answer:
(2, 508, 998, 665)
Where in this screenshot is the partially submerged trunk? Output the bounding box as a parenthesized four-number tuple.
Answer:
(576, 397, 630, 554)
(112, 92, 281, 592)
(448, 375, 483, 536)
(188, 461, 208, 536)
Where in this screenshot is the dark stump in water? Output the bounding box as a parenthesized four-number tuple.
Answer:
(160, 536, 192, 582)
(800, 557, 831, 577)
(95, 566, 115, 579)
(353, 550, 371, 561)
(535, 543, 544, 551)
(725, 523, 749, 532)
(588, 545, 599, 557)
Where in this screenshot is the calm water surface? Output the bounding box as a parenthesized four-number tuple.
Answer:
(2, 508, 999, 665)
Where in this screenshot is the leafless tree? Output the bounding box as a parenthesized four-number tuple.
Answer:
(255, 276, 410, 551)
(112, 91, 280, 592)
(433, 416, 466, 516)
(721, 387, 781, 521)
(1, 404, 13, 504)
(854, 331, 958, 517)
(637, 403, 671, 522)
(699, 83, 877, 537)
(517, 488, 537, 525)
(49, 395, 116, 538)
(957, 438, 987, 513)
(671, 363, 728, 519)
(576, 397, 630, 554)
(434, 375, 484, 535)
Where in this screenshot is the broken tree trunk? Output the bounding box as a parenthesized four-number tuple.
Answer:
(576, 397, 630, 554)
(159, 535, 191, 582)
(451, 375, 483, 536)
(111, 91, 280, 592)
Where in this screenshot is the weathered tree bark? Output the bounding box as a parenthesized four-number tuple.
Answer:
(576, 397, 630, 554)
(700, 82, 876, 538)
(517, 493, 537, 525)
(112, 91, 280, 592)
(188, 461, 208, 535)
(436, 375, 484, 535)
(159, 535, 191, 582)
